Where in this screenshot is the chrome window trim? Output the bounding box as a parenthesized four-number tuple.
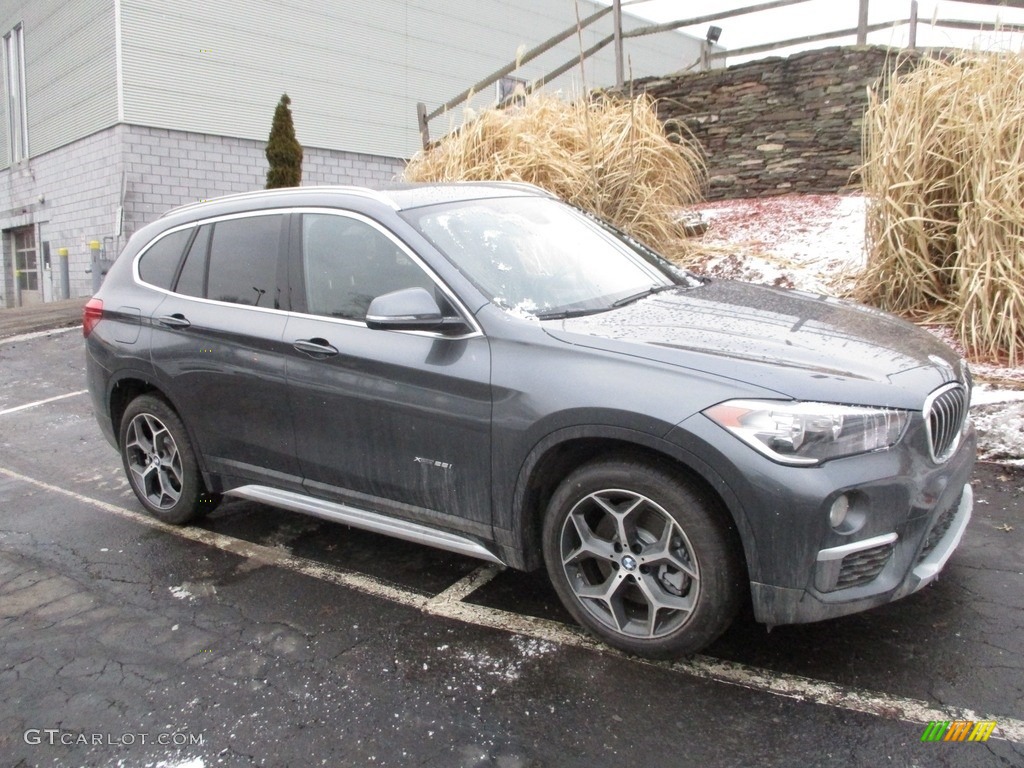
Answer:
(132, 207, 484, 339)
(131, 219, 199, 288)
(284, 307, 482, 341)
(132, 210, 289, 316)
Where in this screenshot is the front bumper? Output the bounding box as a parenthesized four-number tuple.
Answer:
(670, 408, 976, 627)
(900, 483, 973, 594)
(751, 481, 973, 625)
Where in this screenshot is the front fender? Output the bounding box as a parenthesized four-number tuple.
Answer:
(500, 422, 755, 575)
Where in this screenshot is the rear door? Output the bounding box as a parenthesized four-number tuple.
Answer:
(148, 211, 301, 489)
(283, 210, 493, 530)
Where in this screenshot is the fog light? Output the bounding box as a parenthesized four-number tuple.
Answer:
(829, 495, 851, 529)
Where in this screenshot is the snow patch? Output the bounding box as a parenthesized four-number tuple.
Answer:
(450, 636, 557, 687)
(972, 401, 1024, 464)
(511, 636, 557, 659)
(152, 758, 205, 768)
(972, 388, 1024, 406)
(691, 194, 866, 295)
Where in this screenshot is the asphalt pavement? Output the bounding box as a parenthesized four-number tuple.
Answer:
(0, 314, 1021, 767)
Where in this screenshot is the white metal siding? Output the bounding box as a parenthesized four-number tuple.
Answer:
(0, 0, 118, 166)
(0, 34, 7, 165)
(120, 0, 700, 159)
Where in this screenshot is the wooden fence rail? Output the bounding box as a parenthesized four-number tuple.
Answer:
(416, 0, 1024, 149)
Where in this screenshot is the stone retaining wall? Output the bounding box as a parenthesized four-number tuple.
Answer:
(626, 46, 914, 200)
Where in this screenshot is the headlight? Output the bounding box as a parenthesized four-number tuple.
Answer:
(704, 400, 910, 465)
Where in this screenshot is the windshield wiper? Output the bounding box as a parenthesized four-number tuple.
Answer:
(534, 307, 607, 321)
(611, 284, 676, 308)
(537, 285, 678, 320)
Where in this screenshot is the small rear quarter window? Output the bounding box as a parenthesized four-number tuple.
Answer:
(137, 229, 191, 290)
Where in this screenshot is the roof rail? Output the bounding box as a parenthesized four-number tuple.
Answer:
(160, 186, 399, 218)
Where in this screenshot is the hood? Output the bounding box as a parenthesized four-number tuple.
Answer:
(543, 281, 964, 409)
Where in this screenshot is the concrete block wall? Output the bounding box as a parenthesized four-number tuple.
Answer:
(0, 124, 406, 306)
(0, 126, 126, 306)
(120, 125, 406, 243)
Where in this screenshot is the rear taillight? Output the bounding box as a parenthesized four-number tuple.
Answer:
(83, 298, 104, 338)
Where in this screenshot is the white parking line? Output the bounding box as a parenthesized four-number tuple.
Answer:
(428, 563, 503, 605)
(2, 464, 1022, 745)
(0, 390, 88, 417)
(0, 325, 81, 346)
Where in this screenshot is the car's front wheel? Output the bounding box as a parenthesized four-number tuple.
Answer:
(119, 394, 219, 524)
(542, 457, 743, 658)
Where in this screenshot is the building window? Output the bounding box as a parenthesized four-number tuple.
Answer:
(13, 226, 38, 293)
(497, 75, 527, 104)
(4, 23, 28, 163)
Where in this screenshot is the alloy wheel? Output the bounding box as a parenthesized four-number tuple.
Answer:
(124, 412, 184, 509)
(559, 489, 700, 639)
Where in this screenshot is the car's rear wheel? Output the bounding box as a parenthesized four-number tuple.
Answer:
(542, 457, 743, 658)
(120, 395, 219, 524)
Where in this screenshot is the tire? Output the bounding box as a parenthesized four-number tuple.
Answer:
(119, 394, 220, 524)
(542, 457, 743, 658)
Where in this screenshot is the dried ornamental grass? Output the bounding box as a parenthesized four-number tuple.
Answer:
(404, 93, 706, 261)
(857, 51, 1024, 365)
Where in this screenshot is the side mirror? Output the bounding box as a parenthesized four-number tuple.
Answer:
(365, 287, 468, 333)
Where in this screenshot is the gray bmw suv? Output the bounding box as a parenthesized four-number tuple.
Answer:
(85, 183, 975, 658)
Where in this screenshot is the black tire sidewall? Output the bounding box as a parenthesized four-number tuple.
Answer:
(542, 457, 743, 658)
(119, 394, 206, 525)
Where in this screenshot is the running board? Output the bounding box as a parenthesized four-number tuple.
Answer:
(225, 484, 506, 566)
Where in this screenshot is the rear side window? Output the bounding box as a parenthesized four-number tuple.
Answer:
(137, 229, 191, 290)
(170, 215, 284, 307)
(207, 215, 283, 307)
(175, 224, 211, 298)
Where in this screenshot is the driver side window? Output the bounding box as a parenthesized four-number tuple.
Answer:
(302, 213, 437, 321)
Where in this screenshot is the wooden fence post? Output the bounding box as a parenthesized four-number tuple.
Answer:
(909, 0, 918, 49)
(417, 102, 430, 151)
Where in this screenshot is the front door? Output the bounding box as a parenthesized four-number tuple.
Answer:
(11, 226, 41, 306)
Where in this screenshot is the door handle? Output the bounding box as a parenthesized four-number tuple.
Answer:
(156, 313, 191, 329)
(293, 338, 339, 358)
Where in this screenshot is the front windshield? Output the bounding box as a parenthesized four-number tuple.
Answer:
(403, 196, 684, 318)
